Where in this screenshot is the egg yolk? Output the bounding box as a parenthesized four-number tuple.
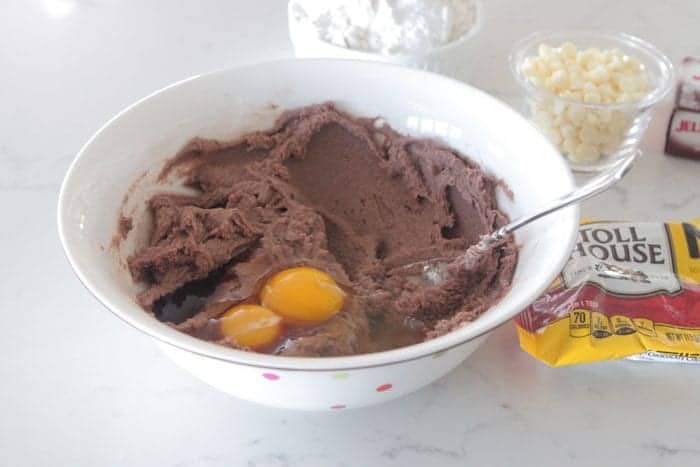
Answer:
(260, 267, 345, 323)
(219, 304, 282, 350)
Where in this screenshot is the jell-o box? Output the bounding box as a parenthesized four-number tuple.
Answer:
(666, 57, 700, 161)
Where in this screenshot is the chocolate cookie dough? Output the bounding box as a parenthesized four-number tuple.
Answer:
(126, 103, 517, 356)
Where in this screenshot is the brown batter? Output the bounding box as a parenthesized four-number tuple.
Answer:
(126, 103, 517, 356)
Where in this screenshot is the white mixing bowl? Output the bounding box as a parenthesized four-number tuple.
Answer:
(58, 59, 578, 411)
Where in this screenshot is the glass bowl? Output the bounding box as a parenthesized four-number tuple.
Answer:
(510, 30, 674, 172)
(288, 0, 483, 78)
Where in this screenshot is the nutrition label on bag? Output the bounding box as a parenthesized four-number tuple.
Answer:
(515, 219, 700, 366)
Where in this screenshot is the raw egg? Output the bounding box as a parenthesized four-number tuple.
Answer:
(260, 267, 345, 323)
(219, 304, 282, 350)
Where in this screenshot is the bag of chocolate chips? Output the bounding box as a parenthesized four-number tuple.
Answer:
(515, 219, 700, 366)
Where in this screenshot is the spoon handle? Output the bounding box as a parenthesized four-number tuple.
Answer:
(489, 150, 639, 243)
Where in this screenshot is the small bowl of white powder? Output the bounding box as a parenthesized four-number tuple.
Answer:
(288, 0, 481, 77)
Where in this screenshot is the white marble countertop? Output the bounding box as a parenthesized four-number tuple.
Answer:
(2, 1, 699, 466)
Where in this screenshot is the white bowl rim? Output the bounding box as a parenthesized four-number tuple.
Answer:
(57, 58, 579, 371)
(287, 0, 484, 59)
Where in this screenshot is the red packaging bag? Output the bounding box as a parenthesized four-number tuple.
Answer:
(515, 219, 700, 366)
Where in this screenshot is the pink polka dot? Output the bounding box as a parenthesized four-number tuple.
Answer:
(376, 383, 393, 392)
(262, 373, 279, 381)
(330, 404, 346, 410)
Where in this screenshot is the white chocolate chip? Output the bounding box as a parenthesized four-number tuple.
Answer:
(550, 69, 569, 88)
(560, 42, 577, 59)
(565, 105, 585, 124)
(588, 66, 609, 83)
(560, 123, 577, 140)
(583, 92, 601, 104)
(561, 137, 578, 155)
(598, 109, 613, 123)
(520, 41, 650, 163)
(571, 143, 599, 162)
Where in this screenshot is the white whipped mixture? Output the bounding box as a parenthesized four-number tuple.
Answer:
(290, 0, 478, 55)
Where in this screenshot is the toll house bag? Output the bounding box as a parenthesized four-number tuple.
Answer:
(515, 220, 700, 366)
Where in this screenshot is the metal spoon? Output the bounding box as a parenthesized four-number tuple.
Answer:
(404, 150, 639, 285)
